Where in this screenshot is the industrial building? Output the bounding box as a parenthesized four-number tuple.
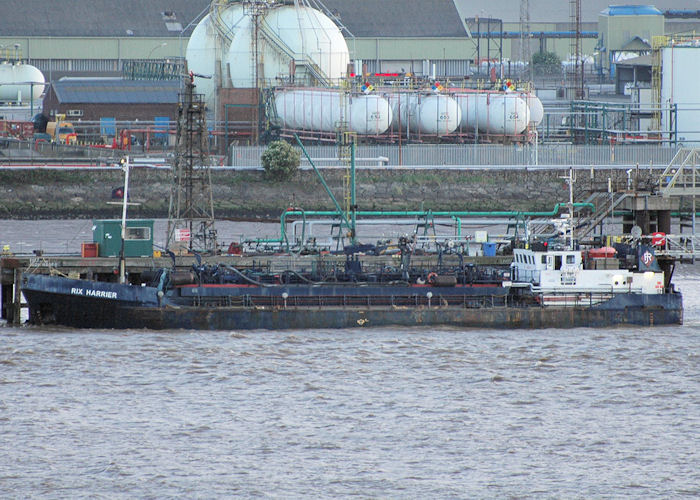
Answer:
(598, 5, 664, 74)
(43, 79, 180, 122)
(0, 1, 699, 146)
(0, 0, 697, 81)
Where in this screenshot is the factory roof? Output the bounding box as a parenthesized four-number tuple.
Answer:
(0, 0, 466, 39)
(0, 1, 692, 39)
(453, 0, 690, 23)
(0, 0, 210, 37)
(52, 78, 179, 104)
(621, 36, 652, 51)
(616, 54, 653, 66)
(320, 0, 467, 37)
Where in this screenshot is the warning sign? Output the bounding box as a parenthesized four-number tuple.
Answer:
(651, 232, 666, 247)
(175, 228, 191, 242)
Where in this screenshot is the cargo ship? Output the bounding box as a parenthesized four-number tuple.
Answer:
(21, 238, 682, 330)
(17, 79, 683, 331)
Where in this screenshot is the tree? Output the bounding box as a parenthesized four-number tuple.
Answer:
(531, 51, 562, 75)
(261, 140, 301, 181)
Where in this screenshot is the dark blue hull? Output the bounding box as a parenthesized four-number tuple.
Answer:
(21, 274, 683, 330)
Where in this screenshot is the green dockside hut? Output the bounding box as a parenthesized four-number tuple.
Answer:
(93, 219, 154, 258)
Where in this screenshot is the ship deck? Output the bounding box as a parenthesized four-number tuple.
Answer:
(2, 253, 512, 325)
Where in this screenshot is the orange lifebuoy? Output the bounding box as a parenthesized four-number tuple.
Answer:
(427, 272, 437, 284)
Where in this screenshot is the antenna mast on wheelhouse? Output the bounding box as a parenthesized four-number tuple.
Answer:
(166, 72, 217, 254)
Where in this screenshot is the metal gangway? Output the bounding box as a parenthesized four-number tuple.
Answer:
(654, 234, 700, 262)
(658, 148, 699, 229)
(657, 148, 699, 261)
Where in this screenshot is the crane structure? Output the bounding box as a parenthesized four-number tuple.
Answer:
(166, 74, 218, 254)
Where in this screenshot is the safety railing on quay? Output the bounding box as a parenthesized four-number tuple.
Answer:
(1, 137, 684, 171)
(0, 137, 124, 166)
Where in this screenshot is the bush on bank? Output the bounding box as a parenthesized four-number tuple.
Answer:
(261, 140, 301, 181)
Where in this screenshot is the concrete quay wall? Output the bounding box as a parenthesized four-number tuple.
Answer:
(0, 167, 650, 219)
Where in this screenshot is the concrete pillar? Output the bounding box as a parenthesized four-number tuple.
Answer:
(658, 210, 672, 234)
(635, 210, 650, 234)
(12, 269, 21, 325)
(0, 283, 11, 320)
(623, 213, 634, 234)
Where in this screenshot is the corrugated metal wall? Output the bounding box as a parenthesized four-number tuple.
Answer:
(229, 144, 678, 168)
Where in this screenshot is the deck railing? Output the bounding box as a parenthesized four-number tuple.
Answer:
(193, 291, 633, 309)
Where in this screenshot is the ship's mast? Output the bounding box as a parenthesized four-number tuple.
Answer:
(118, 155, 131, 283)
(561, 166, 577, 249)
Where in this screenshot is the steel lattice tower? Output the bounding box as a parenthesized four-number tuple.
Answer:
(569, 0, 584, 99)
(166, 74, 217, 254)
(519, 0, 531, 81)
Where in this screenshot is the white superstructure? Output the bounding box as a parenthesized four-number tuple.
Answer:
(512, 248, 665, 303)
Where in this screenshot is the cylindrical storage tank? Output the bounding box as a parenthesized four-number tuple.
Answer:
(0, 63, 45, 103)
(228, 5, 349, 88)
(661, 46, 700, 143)
(386, 93, 460, 136)
(416, 94, 461, 136)
(387, 92, 419, 132)
(520, 92, 544, 126)
(454, 92, 530, 135)
(274, 89, 392, 135)
(274, 89, 337, 131)
(185, 6, 247, 106)
(349, 94, 393, 135)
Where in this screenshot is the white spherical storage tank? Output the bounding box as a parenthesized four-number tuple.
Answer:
(387, 93, 461, 136)
(0, 63, 45, 103)
(453, 92, 530, 135)
(274, 89, 392, 135)
(227, 5, 349, 88)
(185, 6, 247, 106)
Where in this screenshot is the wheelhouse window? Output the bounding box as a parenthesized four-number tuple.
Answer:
(566, 254, 576, 264)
